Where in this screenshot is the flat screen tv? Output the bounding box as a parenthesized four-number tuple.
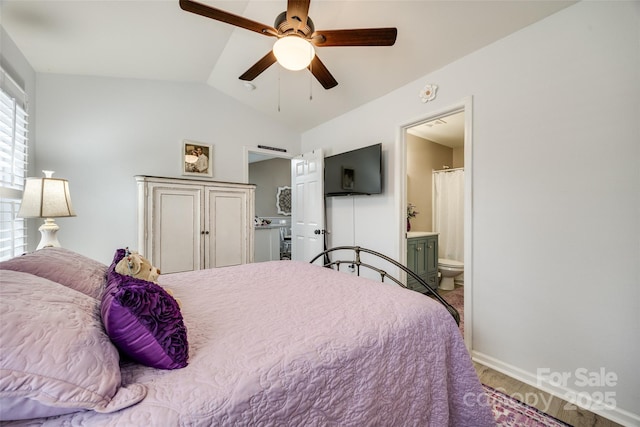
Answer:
(324, 143, 382, 196)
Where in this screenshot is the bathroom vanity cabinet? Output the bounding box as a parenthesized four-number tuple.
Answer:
(407, 233, 439, 292)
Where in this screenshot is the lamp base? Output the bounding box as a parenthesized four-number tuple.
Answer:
(37, 218, 61, 250)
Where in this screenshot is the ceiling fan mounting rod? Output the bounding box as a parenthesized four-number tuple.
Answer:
(275, 11, 314, 37)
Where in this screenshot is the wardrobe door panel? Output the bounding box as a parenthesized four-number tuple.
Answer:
(206, 189, 248, 268)
(153, 186, 202, 274)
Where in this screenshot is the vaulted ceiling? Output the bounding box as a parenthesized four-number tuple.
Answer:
(1, 0, 574, 132)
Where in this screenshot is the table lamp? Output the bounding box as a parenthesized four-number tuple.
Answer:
(17, 170, 76, 250)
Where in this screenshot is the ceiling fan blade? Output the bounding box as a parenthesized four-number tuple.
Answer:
(312, 28, 397, 47)
(286, 0, 310, 33)
(239, 51, 278, 81)
(180, 0, 276, 36)
(308, 56, 338, 90)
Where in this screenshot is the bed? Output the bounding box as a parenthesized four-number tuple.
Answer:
(0, 247, 495, 426)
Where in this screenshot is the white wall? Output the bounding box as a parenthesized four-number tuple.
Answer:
(302, 2, 639, 425)
(35, 74, 300, 263)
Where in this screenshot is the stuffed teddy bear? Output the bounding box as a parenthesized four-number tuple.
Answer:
(115, 249, 161, 283)
(115, 248, 182, 307)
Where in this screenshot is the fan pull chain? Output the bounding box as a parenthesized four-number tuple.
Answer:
(309, 48, 313, 101)
(309, 68, 313, 101)
(277, 69, 281, 112)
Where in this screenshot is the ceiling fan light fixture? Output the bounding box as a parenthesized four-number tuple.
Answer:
(273, 36, 315, 71)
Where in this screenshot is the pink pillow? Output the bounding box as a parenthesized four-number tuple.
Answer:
(0, 270, 146, 421)
(0, 247, 107, 299)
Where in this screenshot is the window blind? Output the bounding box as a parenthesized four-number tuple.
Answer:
(0, 68, 29, 261)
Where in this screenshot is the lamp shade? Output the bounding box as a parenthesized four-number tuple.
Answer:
(17, 173, 76, 218)
(273, 36, 315, 71)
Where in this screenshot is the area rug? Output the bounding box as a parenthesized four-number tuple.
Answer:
(441, 286, 464, 335)
(484, 385, 571, 427)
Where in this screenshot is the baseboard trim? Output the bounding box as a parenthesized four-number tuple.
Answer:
(471, 351, 640, 427)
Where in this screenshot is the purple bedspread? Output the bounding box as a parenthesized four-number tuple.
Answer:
(4, 261, 494, 426)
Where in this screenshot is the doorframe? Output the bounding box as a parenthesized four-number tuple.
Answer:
(242, 146, 294, 184)
(397, 96, 474, 350)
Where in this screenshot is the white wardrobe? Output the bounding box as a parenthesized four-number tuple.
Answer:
(136, 176, 255, 274)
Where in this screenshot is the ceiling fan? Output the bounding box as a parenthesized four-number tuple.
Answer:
(179, 0, 397, 89)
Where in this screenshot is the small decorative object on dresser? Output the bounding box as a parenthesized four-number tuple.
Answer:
(182, 140, 212, 177)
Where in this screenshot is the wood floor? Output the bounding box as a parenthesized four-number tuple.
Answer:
(436, 285, 622, 426)
(474, 362, 623, 427)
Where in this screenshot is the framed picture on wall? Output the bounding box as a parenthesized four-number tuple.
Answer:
(182, 140, 213, 178)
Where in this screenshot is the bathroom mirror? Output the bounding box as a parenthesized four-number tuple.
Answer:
(276, 186, 291, 216)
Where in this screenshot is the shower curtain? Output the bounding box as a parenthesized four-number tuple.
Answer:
(433, 169, 464, 262)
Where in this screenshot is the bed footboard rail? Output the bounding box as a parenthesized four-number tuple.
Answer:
(310, 246, 460, 325)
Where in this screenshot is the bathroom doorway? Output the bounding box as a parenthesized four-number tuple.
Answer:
(406, 111, 465, 235)
(399, 97, 473, 348)
(243, 147, 294, 262)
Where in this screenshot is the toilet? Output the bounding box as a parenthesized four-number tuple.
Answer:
(438, 258, 464, 291)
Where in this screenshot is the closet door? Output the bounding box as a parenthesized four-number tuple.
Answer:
(204, 187, 250, 268)
(151, 185, 203, 273)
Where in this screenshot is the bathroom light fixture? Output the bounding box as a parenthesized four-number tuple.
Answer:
(17, 170, 76, 250)
(273, 36, 315, 71)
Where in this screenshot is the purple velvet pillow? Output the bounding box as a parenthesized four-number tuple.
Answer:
(101, 249, 188, 370)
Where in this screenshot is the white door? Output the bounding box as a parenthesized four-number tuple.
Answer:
(291, 150, 324, 263)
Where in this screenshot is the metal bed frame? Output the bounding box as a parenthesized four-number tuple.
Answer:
(310, 246, 460, 325)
